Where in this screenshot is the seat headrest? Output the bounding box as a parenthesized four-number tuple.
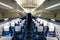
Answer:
(3, 23, 10, 31)
(40, 20, 43, 24)
(43, 21, 48, 26)
(15, 21, 18, 24)
(10, 21, 15, 26)
(48, 23, 54, 31)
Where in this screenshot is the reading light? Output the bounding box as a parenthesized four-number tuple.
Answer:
(0, 2, 13, 9)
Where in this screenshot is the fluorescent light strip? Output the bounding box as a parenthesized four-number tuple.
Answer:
(17, 9, 21, 12)
(17, 9, 25, 12)
(45, 3, 60, 10)
(0, 2, 13, 9)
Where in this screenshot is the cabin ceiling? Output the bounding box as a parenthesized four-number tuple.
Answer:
(0, 0, 60, 13)
(0, 0, 24, 12)
(15, 0, 45, 12)
(34, 0, 60, 13)
(0, 0, 60, 17)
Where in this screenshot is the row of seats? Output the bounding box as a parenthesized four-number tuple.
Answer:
(1, 17, 56, 40)
(13, 14, 40, 40)
(12, 13, 46, 40)
(2, 18, 26, 37)
(13, 20, 45, 40)
(34, 18, 56, 37)
(2, 18, 55, 38)
(32, 19, 45, 40)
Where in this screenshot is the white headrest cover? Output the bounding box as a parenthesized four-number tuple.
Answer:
(4, 23, 10, 31)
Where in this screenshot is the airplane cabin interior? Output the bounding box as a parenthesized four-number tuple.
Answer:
(0, 0, 60, 40)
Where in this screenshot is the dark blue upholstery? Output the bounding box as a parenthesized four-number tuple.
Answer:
(11, 14, 47, 40)
(10, 26, 15, 36)
(2, 31, 11, 37)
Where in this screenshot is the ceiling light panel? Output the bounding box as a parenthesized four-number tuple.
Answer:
(0, 2, 13, 9)
(15, 0, 45, 8)
(45, 3, 60, 10)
